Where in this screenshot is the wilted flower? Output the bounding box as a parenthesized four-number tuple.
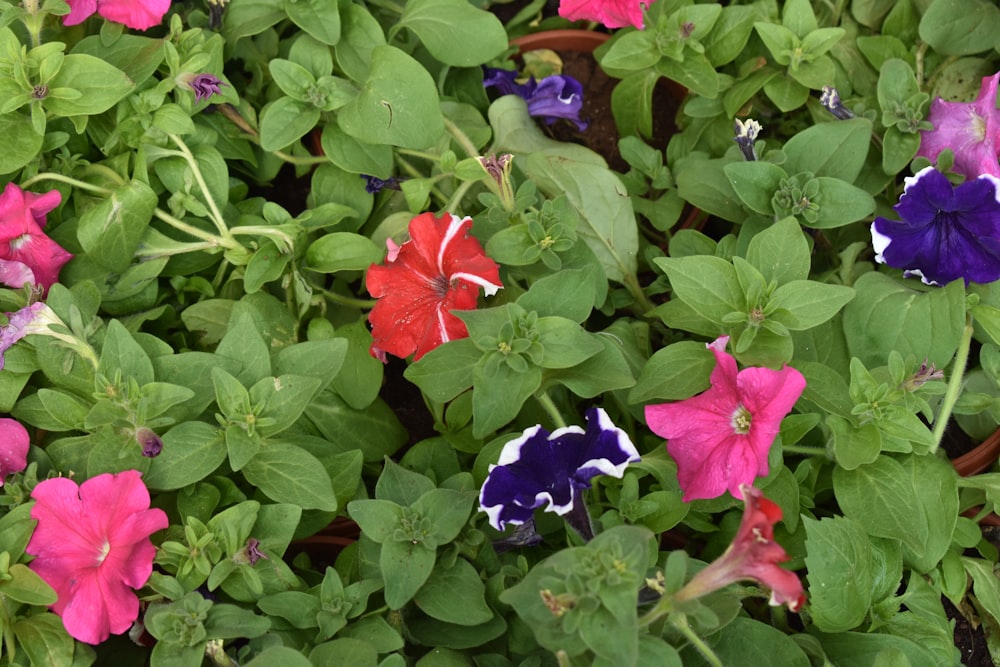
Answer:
(916, 72, 1000, 180)
(0, 418, 29, 485)
(186, 73, 228, 103)
(820, 86, 855, 120)
(871, 166, 1000, 285)
(558, 0, 648, 29)
(645, 337, 806, 502)
(360, 174, 402, 194)
(483, 68, 588, 131)
(365, 212, 502, 361)
(674, 485, 806, 612)
(734, 118, 762, 161)
(0, 183, 72, 294)
(63, 0, 171, 30)
(478, 407, 640, 538)
(26, 470, 169, 644)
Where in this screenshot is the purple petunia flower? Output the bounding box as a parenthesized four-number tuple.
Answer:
(478, 407, 639, 533)
(483, 67, 588, 131)
(188, 74, 227, 103)
(360, 174, 402, 194)
(916, 72, 1000, 180)
(871, 166, 1000, 285)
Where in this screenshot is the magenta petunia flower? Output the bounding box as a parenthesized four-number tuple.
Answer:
(0, 418, 29, 485)
(916, 72, 1000, 180)
(365, 212, 502, 362)
(871, 166, 1000, 285)
(558, 0, 648, 29)
(62, 0, 171, 30)
(26, 470, 169, 644)
(675, 484, 805, 612)
(644, 336, 806, 502)
(0, 183, 72, 294)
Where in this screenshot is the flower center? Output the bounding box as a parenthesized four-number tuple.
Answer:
(9, 234, 31, 251)
(971, 112, 986, 141)
(96, 539, 111, 565)
(431, 274, 450, 298)
(731, 405, 752, 435)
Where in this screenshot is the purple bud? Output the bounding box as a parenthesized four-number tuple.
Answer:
(188, 74, 227, 103)
(243, 538, 267, 565)
(135, 427, 162, 457)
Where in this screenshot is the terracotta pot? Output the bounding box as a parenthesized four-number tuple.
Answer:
(952, 428, 1000, 526)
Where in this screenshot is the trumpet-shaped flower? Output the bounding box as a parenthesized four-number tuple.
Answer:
(675, 484, 805, 612)
(0, 418, 29, 485)
(645, 337, 805, 502)
(366, 212, 502, 361)
(63, 0, 171, 30)
(558, 0, 648, 29)
(871, 166, 1000, 285)
(916, 72, 1000, 180)
(0, 184, 71, 294)
(0, 302, 48, 370)
(479, 407, 640, 531)
(483, 68, 588, 131)
(26, 470, 168, 644)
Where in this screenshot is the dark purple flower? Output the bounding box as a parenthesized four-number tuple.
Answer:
(871, 166, 1000, 285)
(734, 118, 762, 161)
(134, 427, 162, 458)
(483, 67, 588, 131)
(360, 174, 402, 194)
(188, 74, 227, 103)
(242, 538, 266, 565)
(820, 86, 855, 121)
(478, 407, 640, 532)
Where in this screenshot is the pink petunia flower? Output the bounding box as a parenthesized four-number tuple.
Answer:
(0, 418, 29, 485)
(26, 470, 169, 644)
(62, 0, 171, 31)
(558, 0, 648, 29)
(644, 336, 805, 501)
(916, 72, 1000, 180)
(0, 183, 72, 294)
(674, 484, 806, 611)
(365, 212, 502, 362)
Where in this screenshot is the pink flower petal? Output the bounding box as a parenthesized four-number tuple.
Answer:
(96, 0, 171, 30)
(917, 72, 1000, 180)
(558, 0, 648, 29)
(0, 418, 29, 484)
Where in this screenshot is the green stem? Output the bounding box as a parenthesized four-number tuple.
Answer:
(445, 179, 475, 214)
(169, 134, 230, 238)
(931, 312, 974, 453)
(782, 444, 831, 457)
(272, 150, 329, 166)
(914, 41, 930, 88)
(672, 614, 723, 667)
(20, 173, 114, 195)
(153, 209, 231, 247)
(443, 116, 479, 160)
(535, 390, 568, 429)
(318, 287, 377, 310)
(623, 271, 657, 317)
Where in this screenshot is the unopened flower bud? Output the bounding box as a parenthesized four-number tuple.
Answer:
(820, 86, 855, 120)
(135, 427, 162, 458)
(734, 118, 762, 161)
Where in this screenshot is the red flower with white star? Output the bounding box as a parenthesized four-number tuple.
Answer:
(365, 212, 502, 361)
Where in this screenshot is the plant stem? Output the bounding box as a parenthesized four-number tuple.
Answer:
(931, 312, 974, 453)
(782, 444, 831, 457)
(445, 179, 475, 213)
(272, 150, 329, 166)
(672, 614, 723, 667)
(318, 287, 377, 310)
(535, 390, 568, 429)
(152, 209, 230, 247)
(443, 117, 480, 161)
(20, 173, 114, 195)
(169, 134, 230, 238)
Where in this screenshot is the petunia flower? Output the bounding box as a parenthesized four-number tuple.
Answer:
(483, 68, 588, 131)
(62, 0, 171, 30)
(186, 73, 228, 103)
(916, 72, 1000, 180)
(871, 166, 1000, 285)
(0, 183, 72, 294)
(644, 337, 806, 502)
(360, 174, 402, 194)
(26, 470, 169, 645)
(0, 417, 29, 485)
(478, 407, 640, 537)
(365, 211, 502, 361)
(558, 0, 648, 29)
(673, 484, 806, 612)
(0, 302, 48, 370)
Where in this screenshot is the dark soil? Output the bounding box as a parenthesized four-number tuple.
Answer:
(945, 596, 993, 667)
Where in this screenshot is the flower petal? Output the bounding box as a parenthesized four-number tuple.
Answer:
(0, 417, 29, 484)
(558, 0, 648, 29)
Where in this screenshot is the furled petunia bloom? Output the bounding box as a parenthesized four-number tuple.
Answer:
(483, 68, 588, 131)
(0, 302, 47, 370)
(0, 418, 29, 485)
(871, 166, 1000, 285)
(360, 174, 402, 194)
(365, 211, 502, 361)
(0, 183, 72, 294)
(645, 336, 806, 502)
(62, 0, 171, 30)
(558, 0, 648, 29)
(186, 73, 228, 103)
(26, 470, 169, 645)
(674, 484, 805, 612)
(479, 407, 640, 534)
(916, 72, 1000, 180)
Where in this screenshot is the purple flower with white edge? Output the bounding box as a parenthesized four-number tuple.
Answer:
(478, 407, 639, 536)
(483, 67, 588, 131)
(871, 166, 1000, 285)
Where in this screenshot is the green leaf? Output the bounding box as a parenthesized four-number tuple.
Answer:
(320, 122, 394, 178)
(600, 31, 660, 71)
(285, 0, 341, 45)
(808, 178, 876, 229)
(918, 0, 1000, 55)
(13, 614, 74, 667)
(414, 558, 493, 626)
(338, 45, 444, 149)
(404, 338, 479, 403)
(100, 319, 154, 385)
(244, 240, 290, 294)
(472, 359, 541, 437)
(535, 317, 603, 369)
(397, 0, 507, 66)
(241, 442, 339, 511)
(691, 617, 810, 666)
(259, 97, 320, 151)
(782, 118, 873, 183)
(770, 281, 855, 329)
(827, 415, 881, 469)
(77, 180, 157, 272)
(0, 564, 57, 606)
(381, 538, 436, 609)
(724, 160, 787, 216)
(307, 232, 382, 273)
(348, 498, 404, 543)
(376, 457, 436, 506)
(654, 51, 719, 99)
(516, 267, 599, 323)
(413, 488, 474, 545)
(251, 374, 324, 437)
(629, 340, 713, 403)
(654, 255, 743, 324)
(803, 516, 873, 632)
(745, 215, 811, 284)
(0, 113, 43, 174)
(45, 53, 134, 116)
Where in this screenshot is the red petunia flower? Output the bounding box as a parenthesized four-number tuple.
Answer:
(0, 183, 72, 294)
(675, 484, 806, 612)
(365, 212, 502, 361)
(644, 336, 805, 501)
(26, 470, 169, 644)
(62, 0, 171, 30)
(558, 0, 649, 29)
